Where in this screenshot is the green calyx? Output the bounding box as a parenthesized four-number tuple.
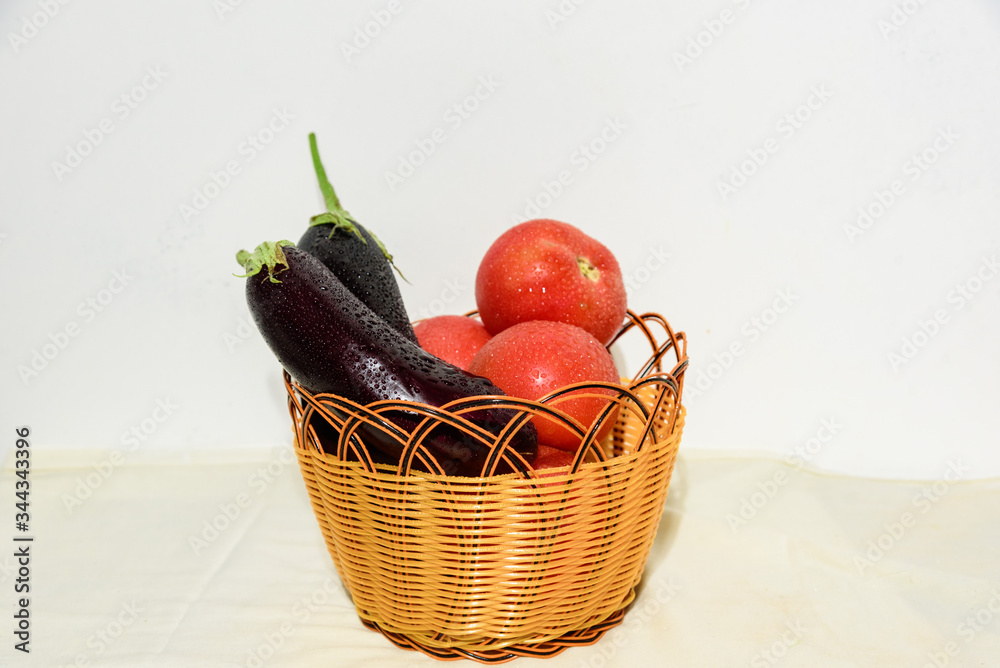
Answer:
(365, 227, 406, 282)
(307, 132, 363, 241)
(234, 240, 295, 283)
(307, 132, 405, 279)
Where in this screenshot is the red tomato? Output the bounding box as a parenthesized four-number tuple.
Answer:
(475, 219, 628, 345)
(468, 320, 620, 452)
(532, 444, 576, 472)
(413, 315, 492, 371)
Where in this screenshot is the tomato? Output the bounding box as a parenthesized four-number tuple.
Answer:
(532, 444, 576, 472)
(468, 320, 620, 451)
(475, 219, 627, 345)
(413, 315, 491, 370)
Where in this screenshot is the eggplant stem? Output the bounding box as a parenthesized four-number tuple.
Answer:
(308, 133, 364, 241)
(309, 133, 344, 213)
(307, 132, 406, 278)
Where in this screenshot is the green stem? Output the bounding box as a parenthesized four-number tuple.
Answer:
(309, 133, 344, 213)
(307, 133, 363, 242)
(307, 132, 407, 280)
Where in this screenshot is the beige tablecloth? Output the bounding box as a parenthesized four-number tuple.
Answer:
(2, 447, 997, 667)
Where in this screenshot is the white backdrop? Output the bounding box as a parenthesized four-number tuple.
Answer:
(2, 0, 998, 480)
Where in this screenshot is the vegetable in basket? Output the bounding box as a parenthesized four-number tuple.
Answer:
(297, 133, 417, 342)
(235, 241, 538, 476)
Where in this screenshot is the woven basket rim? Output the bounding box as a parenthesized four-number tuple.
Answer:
(286, 310, 687, 480)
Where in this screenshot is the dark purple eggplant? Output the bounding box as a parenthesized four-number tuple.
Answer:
(236, 241, 537, 476)
(297, 133, 416, 342)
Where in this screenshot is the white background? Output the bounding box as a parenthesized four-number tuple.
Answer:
(2, 0, 998, 480)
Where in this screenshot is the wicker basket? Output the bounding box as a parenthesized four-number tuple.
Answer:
(285, 311, 687, 663)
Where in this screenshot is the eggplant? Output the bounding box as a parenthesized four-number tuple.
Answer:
(236, 241, 537, 476)
(297, 133, 416, 342)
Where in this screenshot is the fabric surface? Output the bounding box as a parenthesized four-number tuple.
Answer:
(2, 447, 997, 667)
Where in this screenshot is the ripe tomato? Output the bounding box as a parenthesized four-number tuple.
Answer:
(532, 444, 576, 472)
(468, 320, 620, 451)
(413, 315, 491, 370)
(475, 219, 628, 345)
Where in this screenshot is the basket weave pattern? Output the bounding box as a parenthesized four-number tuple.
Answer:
(286, 312, 687, 662)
